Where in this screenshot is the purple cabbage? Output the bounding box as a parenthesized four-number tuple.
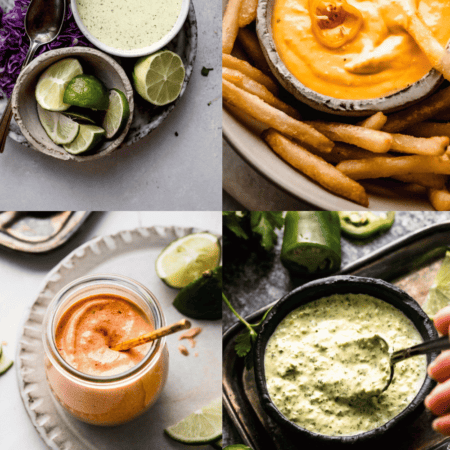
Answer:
(0, 0, 94, 99)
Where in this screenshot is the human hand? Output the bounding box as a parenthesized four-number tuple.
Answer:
(425, 306, 450, 435)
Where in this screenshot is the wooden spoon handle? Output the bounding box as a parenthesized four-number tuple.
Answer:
(111, 319, 191, 352)
(407, 15, 450, 80)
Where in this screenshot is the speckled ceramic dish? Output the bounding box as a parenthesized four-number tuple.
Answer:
(254, 276, 438, 446)
(11, 47, 134, 161)
(0, 0, 197, 155)
(256, 0, 444, 117)
(71, 0, 190, 58)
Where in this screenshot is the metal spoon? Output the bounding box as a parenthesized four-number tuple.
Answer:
(0, 0, 66, 153)
(347, 334, 450, 400)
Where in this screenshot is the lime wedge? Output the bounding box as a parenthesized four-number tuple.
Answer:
(63, 74, 109, 110)
(173, 266, 222, 320)
(0, 345, 13, 375)
(224, 446, 252, 450)
(37, 104, 80, 145)
(102, 89, 130, 139)
(133, 50, 185, 106)
(423, 251, 450, 318)
(164, 398, 222, 444)
(36, 58, 83, 111)
(63, 124, 105, 155)
(63, 110, 97, 125)
(156, 232, 221, 289)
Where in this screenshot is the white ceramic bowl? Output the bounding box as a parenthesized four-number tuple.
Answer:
(11, 47, 134, 162)
(71, 0, 190, 58)
(256, 0, 445, 117)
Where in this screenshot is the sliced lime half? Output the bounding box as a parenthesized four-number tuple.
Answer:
(156, 232, 221, 289)
(63, 124, 105, 155)
(102, 89, 130, 139)
(35, 58, 83, 111)
(164, 397, 222, 444)
(37, 104, 79, 145)
(423, 251, 450, 318)
(133, 50, 185, 106)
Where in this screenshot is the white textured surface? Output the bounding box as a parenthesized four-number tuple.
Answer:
(0, 0, 221, 210)
(0, 211, 222, 450)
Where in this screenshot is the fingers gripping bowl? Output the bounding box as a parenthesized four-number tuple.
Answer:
(254, 276, 438, 444)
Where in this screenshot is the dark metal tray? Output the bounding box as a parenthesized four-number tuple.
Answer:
(0, 211, 90, 252)
(223, 221, 450, 450)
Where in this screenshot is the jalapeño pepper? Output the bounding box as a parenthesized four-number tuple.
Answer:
(338, 211, 395, 239)
(281, 211, 341, 276)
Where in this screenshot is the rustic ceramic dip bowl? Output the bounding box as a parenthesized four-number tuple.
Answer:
(254, 275, 438, 446)
(256, 0, 444, 117)
(11, 47, 134, 162)
(71, 0, 190, 58)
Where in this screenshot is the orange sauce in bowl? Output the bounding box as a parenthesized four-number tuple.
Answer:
(272, 0, 450, 99)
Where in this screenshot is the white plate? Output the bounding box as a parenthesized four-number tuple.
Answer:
(222, 0, 433, 211)
(16, 225, 222, 450)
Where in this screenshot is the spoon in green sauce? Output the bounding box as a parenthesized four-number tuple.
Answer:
(345, 334, 450, 400)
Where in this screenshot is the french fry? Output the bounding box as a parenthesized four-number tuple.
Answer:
(263, 129, 369, 206)
(403, 122, 450, 139)
(223, 68, 301, 119)
(305, 121, 392, 153)
(238, 0, 258, 27)
(307, 143, 446, 188)
(361, 180, 427, 198)
(390, 134, 448, 156)
(358, 112, 387, 130)
(223, 54, 279, 94)
(223, 80, 334, 151)
(237, 28, 272, 75)
(336, 155, 450, 180)
(429, 188, 450, 211)
(383, 85, 450, 133)
(222, 0, 244, 54)
(394, 173, 447, 190)
(224, 101, 266, 135)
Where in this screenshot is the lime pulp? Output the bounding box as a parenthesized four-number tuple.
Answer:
(102, 89, 130, 139)
(37, 104, 80, 145)
(133, 50, 185, 106)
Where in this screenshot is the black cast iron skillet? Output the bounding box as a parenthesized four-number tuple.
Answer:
(254, 275, 439, 447)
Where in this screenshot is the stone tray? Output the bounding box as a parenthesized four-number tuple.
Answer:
(223, 221, 450, 450)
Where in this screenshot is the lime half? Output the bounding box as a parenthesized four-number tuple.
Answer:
(133, 50, 185, 106)
(423, 251, 450, 318)
(37, 104, 79, 145)
(63, 75, 109, 110)
(164, 398, 222, 444)
(36, 58, 83, 111)
(156, 232, 221, 289)
(102, 89, 130, 139)
(63, 124, 105, 155)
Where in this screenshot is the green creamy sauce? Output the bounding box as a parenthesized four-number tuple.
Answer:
(265, 294, 426, 436)
(76, 0, 183, 51)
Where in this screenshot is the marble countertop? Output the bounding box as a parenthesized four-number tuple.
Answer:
(223, 211, 450, 447)
(0, 0, 221, 211)
(0, 211, 221, 450)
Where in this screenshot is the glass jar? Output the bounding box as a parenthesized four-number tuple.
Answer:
(43, 274, 169, 426)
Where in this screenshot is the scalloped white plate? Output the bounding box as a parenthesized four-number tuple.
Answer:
(16, 225, 222, 450)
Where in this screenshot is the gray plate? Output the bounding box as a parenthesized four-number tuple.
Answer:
(17, 225, 222, 450)
(0, 0, 198, 150)
(223, 221, 450, 450)
(0, 211, 89, 253)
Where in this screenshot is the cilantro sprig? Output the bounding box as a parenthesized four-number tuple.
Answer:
(222, 211, 284, 251)
(223, 292, 272, 369)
